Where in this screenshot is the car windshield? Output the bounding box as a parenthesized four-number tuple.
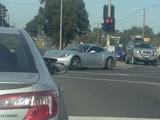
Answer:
(0, 33, 37, 73)
(65, 44, 90, 52)
(135, 43, 153, 49)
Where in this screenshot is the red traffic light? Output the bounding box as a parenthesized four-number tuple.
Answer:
(105, 18, 113, 24)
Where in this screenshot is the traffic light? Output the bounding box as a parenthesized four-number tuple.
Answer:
(102, 17, 115, 33)
(103, 5, 115, 19)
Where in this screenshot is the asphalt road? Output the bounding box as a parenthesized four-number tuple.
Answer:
(53, 63, 160, 119)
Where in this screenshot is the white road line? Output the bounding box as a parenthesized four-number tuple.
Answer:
(65, 72, 160, 79)
(69, 116, 160, 120)
(116, 65, 134, 69)
(67, 72, 129, 76)
(54, 75, 160, 85)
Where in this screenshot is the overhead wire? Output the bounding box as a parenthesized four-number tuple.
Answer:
(116, 3, 160, 28)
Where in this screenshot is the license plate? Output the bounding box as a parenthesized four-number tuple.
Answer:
(145, 58, 149, 60)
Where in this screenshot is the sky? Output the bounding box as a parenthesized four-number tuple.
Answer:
(0, 0, 160, 33)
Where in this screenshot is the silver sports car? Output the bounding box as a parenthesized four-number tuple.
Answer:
(44, 44, 117, 70)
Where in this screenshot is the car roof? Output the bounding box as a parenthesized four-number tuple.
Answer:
(0, 27, 20, 35)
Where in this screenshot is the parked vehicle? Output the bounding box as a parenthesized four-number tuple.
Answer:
(44, 44, 117, 70)
(115, 47, 126, 61)
(0, 27, 68, 120)
(125, 40, 158, 66)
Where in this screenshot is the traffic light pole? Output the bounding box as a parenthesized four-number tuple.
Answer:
(59, 0, 63, 50)
(142, 9, 146, 38)
(106, 0, 111, 48)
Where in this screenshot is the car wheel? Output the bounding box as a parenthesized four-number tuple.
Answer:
(144, 62, 149, 65)
(125, 55, 130, 64)
(105, 57, 114, 70)
(131, 56, 136, 64)
(152, 61, 158, 67)
(70, 56, 81, 70)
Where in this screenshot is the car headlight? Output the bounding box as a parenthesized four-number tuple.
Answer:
(135, 50, 140, 54)
(122, 52, 125, 55)
(60, 54, 70, 57)
(153, 51, 158, 56)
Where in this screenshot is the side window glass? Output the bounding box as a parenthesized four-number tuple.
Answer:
(88, 47, 96, 53)
(88, 46, 104, 53)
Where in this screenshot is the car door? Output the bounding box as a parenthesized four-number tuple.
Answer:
(84, 46, 105, 67)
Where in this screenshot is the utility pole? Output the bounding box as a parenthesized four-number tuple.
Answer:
(142, 9, 145, 38)
(106, 0, 111, 48)
(1, 8, 4, 27)
(97, 24, 100, 45)
(59, 0, 63, 50)
(7, 13, 9, 26)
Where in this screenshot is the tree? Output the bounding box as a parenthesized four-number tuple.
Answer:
(119, 26, 154, 48)
(26, 0, 90, 48)
(0, 3, 9, 27)
(26, 7, 45, 37)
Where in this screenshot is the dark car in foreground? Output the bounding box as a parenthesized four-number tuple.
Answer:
(0, 27, 68, 120)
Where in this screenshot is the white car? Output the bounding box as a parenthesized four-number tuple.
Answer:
(0, 27, 68, 120)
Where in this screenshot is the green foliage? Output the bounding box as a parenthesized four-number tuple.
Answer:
(119, 26, 155, 48)
(26, 7, 45, 37)
(0, 3, 9, 27)
(26, 0, 90, 48)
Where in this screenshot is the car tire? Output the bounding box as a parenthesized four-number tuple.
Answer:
(125, 55, 130, 64)
(70, 56, 81, 70)
(152, 61, 158, 67)
(105, 57, 114, 70)
(131, 56, 136, 64)
(144, 62, 149, 65)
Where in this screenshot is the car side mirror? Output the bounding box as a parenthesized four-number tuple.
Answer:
(89, 50, 96, 54)
(43, 57, 67, 75)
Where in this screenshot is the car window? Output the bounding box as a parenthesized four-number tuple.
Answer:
(127, 41, 133, 47)
(65, 44, 90, 52)
(88, 46, 104, 53)
(0, 33, 37, 73)
(135, 43, 153, 49)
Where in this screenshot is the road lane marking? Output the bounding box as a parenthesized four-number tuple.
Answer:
(116, 65, 134, 69)
(54, 75, 160, 85)
(65, 72, 160, 79)
(67, 72, 129, 76)
(69, 116, 160, 120)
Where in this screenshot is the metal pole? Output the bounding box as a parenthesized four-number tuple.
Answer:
(142, 9, 145, 38)
(1, 9, 3, 27)
(59, 0, 63, 50)
(108, 0, 111, 17)
(106, 0, 111, 48)
(8, 13, 9, 26)
(97, 24, 100, 45)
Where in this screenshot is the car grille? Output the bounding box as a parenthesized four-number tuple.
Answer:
(141, 51, 152, 57)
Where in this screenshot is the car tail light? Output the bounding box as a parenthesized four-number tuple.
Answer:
(0, 91, 58, 120)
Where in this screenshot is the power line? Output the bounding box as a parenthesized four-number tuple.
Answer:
(145, 4, 160, 10)
(117, 4, 160, 23)
(117, 9, 143, 23)
(116, 14, 143, 27)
